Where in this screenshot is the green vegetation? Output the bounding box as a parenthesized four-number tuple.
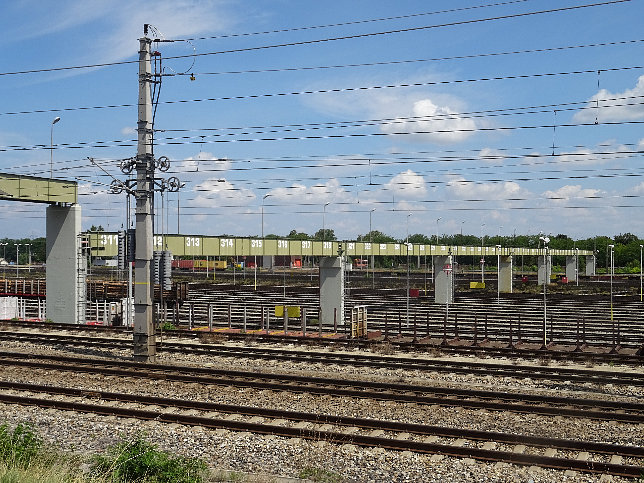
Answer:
(90, 436, 207, 483)
(0, 423, 42, 469)
(298, 466, 343, 482)
(161, 321, 177, 331)
(0, 423, 210, 483)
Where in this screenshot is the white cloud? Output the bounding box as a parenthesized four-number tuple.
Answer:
(181, 151, 231, 173)
(192, 178, 255, 207)
(574, 75, 644, 123)
(380, 98, 478, 144)
(446, 176, 524, 201)
(478, 148, 507, 163)
(5, 1, 234, 66)
(265, 179, 351, 205)
(541, 185, 603, 204)
(384, 170, 427, 199)
(120, 126, 136, 136)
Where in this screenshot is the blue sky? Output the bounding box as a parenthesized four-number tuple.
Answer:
(2, 0, 644, 241)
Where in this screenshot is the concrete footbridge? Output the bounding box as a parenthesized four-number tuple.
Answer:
(88, 231, 595, 326)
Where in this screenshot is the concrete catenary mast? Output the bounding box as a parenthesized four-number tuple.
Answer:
(133, 25, 156, 362)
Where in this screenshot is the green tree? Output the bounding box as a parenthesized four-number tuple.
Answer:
(313, 228, 335, 241)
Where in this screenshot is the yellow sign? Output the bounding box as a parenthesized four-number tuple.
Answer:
(470, 282, 485, 289)
(275, 305, 301, 318)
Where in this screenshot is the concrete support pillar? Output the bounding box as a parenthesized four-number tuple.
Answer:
(319, 256, 344, 326)
(46, 204, 82, 324)
(499, 255, 513, 293)
(585, 255, 596, 276)
(565, 256, 577, 282)
(537, 254, 552, 285)
(434, 255, 454, 304)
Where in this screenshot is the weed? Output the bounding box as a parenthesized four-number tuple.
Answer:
(199, 332, 226, 344)
(538, 356, 551, 366)
(0, 423, 42, 469)
(299, 466, 343, 482)
(91, 436, 207, 483)
(161, 322, 176, 331)
(371, 342, 394, 355)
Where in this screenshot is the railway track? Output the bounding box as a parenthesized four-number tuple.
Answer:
(1, 350, 643, 423)
(0, 330, 642, 386)
(0, 380, 642, 477)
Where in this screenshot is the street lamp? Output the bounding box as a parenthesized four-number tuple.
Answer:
(405, 242, 412, 327)
(15, 243, 21, 279)
(496, 245, 501, 303)
(609, 244, 614, 321)
(261, 194, 271, 238)
(24, 243, 32, 272)
(0, 243, 7, 279)
(432, 216, 441, 284)
(322, 202, 330, 242)
(539, 235, 550, 347)
(369, 208, 375, 289)
(640, 245, 644, 302)
(50, 116, 61, 178)
(480, 223, 486, 283)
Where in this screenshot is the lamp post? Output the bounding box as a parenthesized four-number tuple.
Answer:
(261, 194, 271, 238)
(322, 202, 330, 242)
(496, 245, 501, 303)
(50, 116, 61, 178)
(369, 208, 375, 289)
(609, 244, 614, 321)
(575, 247, 579, 287)
(480, 223, 486, 283)
(24, 243, 32, 272)
(432, 217, 441, 283)
(640, 245, 644, 302)
(0, 243, 7, 279)
(539, 235, 550, 347)
(15, 243, 21, 279)
(405, 242, 412, 327)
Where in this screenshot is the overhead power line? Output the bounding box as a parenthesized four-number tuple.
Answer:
(2, 63, 642, 117)
(169, 39, 644, 77)
(0, 1, 625, 78)
(180, 0, 534, 41)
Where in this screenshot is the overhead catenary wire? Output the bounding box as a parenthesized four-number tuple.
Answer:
(2, 62, 642, 118)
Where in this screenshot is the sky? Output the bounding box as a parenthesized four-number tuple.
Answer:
(2, 0, 644, 241)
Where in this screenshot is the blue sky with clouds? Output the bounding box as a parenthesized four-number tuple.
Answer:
(2, 0, 644, 240)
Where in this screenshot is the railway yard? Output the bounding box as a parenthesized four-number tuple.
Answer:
(0, 270, 642, 481)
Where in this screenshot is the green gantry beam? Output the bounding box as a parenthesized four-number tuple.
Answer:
(0, 172, 77, 204)
(88, 232, 594, 258)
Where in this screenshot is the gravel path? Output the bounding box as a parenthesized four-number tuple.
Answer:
(0, 335, 641, 482)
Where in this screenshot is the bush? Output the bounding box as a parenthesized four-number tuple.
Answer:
(161, 322, 176, 331)
(0, 423, 42, 469)
(91, 436, 207, 482)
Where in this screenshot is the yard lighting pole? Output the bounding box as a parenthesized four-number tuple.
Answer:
(480, 223, 485, 283)
(50, 116, 61, 178)
(322, 202, 330, 242)
(15, 244, 21, 279)
(640, 245, 644, 302)
(24, 243, 32, 272)
(609, 244, 614, 321)
(432, 217, 441, 283)
(539, 236, 550, 347)
(575, 247, 579, 287)
(369, 208, 375, 289)
(405, 242, 412, 328)
(0, 243, 7, 279)
(496, 245, 501, 303)
(261, 194, 271, 238)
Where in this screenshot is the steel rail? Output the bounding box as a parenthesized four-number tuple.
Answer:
(0, 392, 640, 477)
(1, 379, 643, 459)
(1, 351, 643, 423)
(2, 330, 641, 386)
